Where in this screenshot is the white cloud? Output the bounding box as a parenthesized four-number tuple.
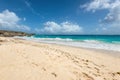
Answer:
(82, 0, 120, 24)
(35, 21, 83, 34)
(81, 0, 111, 12)
(0, 9, 30, 31)
(82, 0, 120, 34)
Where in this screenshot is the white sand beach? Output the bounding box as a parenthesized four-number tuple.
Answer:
(0, 37, 120, 80)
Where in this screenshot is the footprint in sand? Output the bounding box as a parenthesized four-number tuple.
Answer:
(94, 67, 100, 73)
(31, 62, 39, 67)
(42, 67, 46, 71)
(51, 72, 57, 77)
(82, 72, 94, 80)
(116, 72, 120, 75)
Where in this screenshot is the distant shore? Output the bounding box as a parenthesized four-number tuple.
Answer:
(0, 37, 120, 80)
(0, 30, 34, 37)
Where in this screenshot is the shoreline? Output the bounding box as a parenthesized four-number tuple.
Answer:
(14, 36, 120, 52)
(0, 37, 120, 80)
(15, 37, 120, 58)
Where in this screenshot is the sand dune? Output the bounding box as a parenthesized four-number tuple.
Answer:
(0, 37, 120, 80)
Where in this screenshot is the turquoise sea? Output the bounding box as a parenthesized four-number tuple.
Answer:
(34, 35, 120, 44)
(17, 35, 120, 52)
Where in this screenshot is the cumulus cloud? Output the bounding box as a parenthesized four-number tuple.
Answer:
(35, 21, 83, 35)
(82, 0, 120, 24)
(0, 9, 30, 31)
(82, 0, 120, 34)
(81, 0, 111, 12)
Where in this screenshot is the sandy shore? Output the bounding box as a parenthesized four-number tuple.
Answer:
(0, 37, 120, 80)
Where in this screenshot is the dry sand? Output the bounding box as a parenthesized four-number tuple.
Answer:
(0, 37, 120, 80)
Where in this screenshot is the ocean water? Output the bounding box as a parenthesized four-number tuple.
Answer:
(17, 35, 120, 52)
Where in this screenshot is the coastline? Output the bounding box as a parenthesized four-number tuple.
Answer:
(0, 37, 120, 80)
(15, 35, 120, 52)
(16, 37, 120, 58)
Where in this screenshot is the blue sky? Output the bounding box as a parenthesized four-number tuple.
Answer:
(0, 0, 120, 34)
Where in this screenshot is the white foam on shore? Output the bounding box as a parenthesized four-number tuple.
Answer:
(15, 36, 120, 52)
